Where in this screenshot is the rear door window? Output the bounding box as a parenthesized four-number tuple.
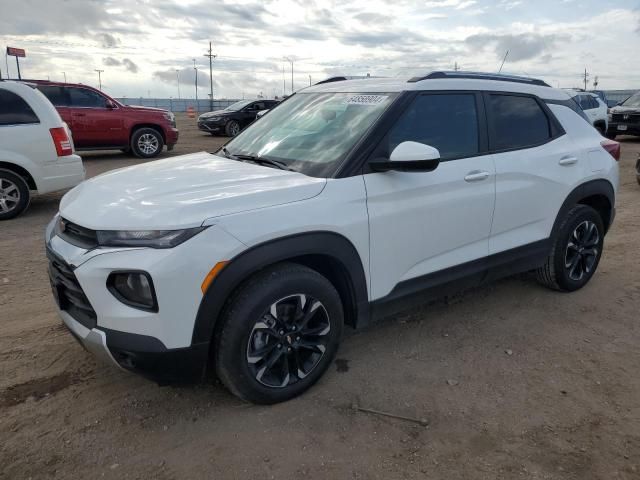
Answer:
(384, 93, 479, 160)
(37, 85, 69, 107)
(487, 94, 551, 151)
(66, 87, 107, 108)
(0, 89, 40, 125)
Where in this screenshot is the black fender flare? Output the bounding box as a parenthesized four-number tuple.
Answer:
(551, 179, 615, 238)
(190, 231, 369, 346)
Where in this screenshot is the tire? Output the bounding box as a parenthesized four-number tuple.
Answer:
(536, 205, 604, 292)
(595, 124, 605, 135)
(0, 169, 30, 220)
(215, 263, 344, 404)
(131, 128, 164, 158)
(225, 120, 241, 137)
(605, 132, 617, 140)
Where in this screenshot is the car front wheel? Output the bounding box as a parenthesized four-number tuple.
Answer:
(0, 170, 30, 220)
(536, 205, 604, 292)
(131, 128, 164, 158)
(215, 263, 344, 404)
(225, 120, 241, 137)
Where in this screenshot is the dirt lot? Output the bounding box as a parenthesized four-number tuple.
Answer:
(1, 114, 639, 479)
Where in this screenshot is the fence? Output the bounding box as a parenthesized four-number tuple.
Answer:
(114, 98, 240, 112)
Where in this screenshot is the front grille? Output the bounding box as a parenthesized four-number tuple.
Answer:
(58, 217, 98, 248)
(612, 113, 640, 124)
(47, 247, 97, 329)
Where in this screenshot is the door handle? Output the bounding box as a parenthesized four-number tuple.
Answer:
(72, 113, 86, 117)
(559, 156, 578, 166)
(464, 170, 490, 182)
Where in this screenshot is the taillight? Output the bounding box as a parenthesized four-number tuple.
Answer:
(50, 127, 73, 156)
(600, 139, 620, 161)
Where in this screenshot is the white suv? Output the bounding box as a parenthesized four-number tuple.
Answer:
(0, 81, 84, 219)
(566, 89, 609, 135)
(46, 72, 619, 404)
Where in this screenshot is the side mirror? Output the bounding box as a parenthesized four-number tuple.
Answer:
(370, 141, 441, 172)
(105, 99, 117, 109)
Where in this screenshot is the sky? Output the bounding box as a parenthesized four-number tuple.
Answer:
(1, 0, 639, 100)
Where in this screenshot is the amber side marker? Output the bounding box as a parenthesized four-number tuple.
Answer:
(201, 261, 228, 294)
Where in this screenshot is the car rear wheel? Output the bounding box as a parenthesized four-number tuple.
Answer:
(536, 205, 604, 292)
(215, 263, 344, 404)
(0, 169, 30, 220)
(225, 120, 241, 137)
(131, 128, 164, 158)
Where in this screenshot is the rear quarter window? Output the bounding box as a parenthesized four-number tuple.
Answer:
(0, 89, 40, 126)
(487, 94, 551, 151)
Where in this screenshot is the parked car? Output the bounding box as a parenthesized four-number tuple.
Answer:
(567, 90, 608, 134)
(23, 80, 178, 158)
(197, 99, 279, 136)
(0, 81, 84, 220)
(607, 91, 640, 140)
(46, 71, 619, 404)
(590, 90, 617, 108)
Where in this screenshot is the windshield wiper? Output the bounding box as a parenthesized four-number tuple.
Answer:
(221, 148, 294, 171)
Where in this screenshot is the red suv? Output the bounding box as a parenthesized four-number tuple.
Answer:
(26, 80, 178, 158)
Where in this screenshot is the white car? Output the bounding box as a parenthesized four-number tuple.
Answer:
(46, 71, 619, 404)
(567, 90, 609, 135)
(0, 81, 84, 219)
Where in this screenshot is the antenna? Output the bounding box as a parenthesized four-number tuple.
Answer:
(498, 50, 509, 73)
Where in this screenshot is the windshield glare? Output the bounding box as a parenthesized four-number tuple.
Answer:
(622, 93, 640, 108)
(225, 100, 252, 111)
(221, 92, 397, 177)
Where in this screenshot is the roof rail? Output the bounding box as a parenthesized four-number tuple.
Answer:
(408, 71, 550, 87)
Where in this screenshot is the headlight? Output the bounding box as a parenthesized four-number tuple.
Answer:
(107, 271, 157, 311)
(96, 227, 207, 249)
(163, 111, 176, 126)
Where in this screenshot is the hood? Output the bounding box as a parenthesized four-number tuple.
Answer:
(611, 105, 640, 114)
(59, 152, 326, 230)
(199, 109, 231, 118)
(124, 104, 168, 113)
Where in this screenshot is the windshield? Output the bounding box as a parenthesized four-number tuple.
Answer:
(225, 100, 253, 111)
(622, 92, 640, 108)
(221, 92, 397, 177)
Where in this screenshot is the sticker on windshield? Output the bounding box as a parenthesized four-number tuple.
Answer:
(344, 95, 388, 105)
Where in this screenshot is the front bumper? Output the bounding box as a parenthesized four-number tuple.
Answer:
(608, 122, 640, 136)
(45, 216, 245, 383)
(197, 120, 223, 133)
(166, 127, 179, 146)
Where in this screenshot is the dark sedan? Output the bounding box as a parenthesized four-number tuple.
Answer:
(197, 99, 279, 137)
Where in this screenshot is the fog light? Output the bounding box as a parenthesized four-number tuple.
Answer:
(107, 271, 158, 312)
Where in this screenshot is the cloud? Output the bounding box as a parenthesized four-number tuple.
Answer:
(465, 32, 563, 61)
(103, 56, 139, 73)
(122, 58, 139, 73)
(103, 57, 121, 67)
(153, 67, 210, 87)
(98, 33, 120, 48)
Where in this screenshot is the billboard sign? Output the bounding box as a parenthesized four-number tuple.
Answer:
(7, 47, 26, 58)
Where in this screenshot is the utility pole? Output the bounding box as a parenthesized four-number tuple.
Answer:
(94, 69, 104, 90)
(284, 56, 294, 94)
(454, 61, 460, 71)
(593, 75, 599, 89)
(309, 74, 312, 86)
(282, 65, 285, 96)
(583, 68, 589, 90)
(498, 50, 509, 73)
(175, 69, 181, 99)
(62, 71, 67, 83)
(204, 41, 216, 111)
(193, 59, 198, 111)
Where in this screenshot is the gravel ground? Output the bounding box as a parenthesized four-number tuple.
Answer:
(1, 114, 639, 479)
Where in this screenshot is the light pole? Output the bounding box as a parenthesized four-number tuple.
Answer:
(193, 58, 198, 111)
(204, 41, 216, 111)
(283, 56, 294, 94)
(95, 69, 104, 90)
(62, 71, 67, 83)
(175, 69, 181, 99)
